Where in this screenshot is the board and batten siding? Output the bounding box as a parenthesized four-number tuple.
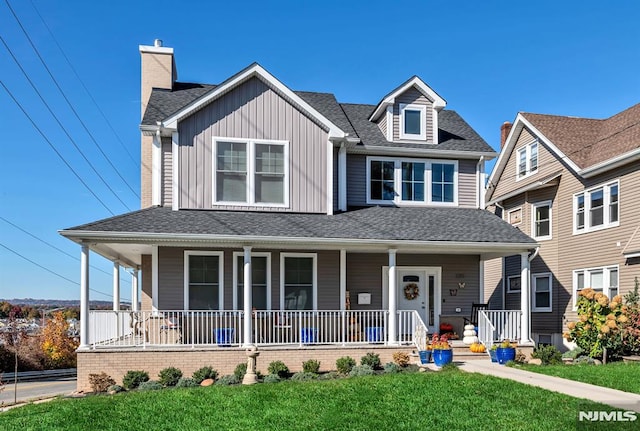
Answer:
(177, 77, 329, 213)
(393, 87, 434, 142)
(492, 127, 563, 199)
(346, 154, 479, 208)
(161, 137, 172, 207)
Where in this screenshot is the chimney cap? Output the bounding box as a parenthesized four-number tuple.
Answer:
(154, 39, 163, 47)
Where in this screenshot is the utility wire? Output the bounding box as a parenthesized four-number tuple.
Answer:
(0, 80, 115, 215)
(0, 215, 131, 285)
(27, 0, 138, 168)
(0, 242, 114, 299)
(0, 35, 132, 212)
(5, 0, 140, 200)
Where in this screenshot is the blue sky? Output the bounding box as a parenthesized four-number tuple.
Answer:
(1, 1, 638, 301)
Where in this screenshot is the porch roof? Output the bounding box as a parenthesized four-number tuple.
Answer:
(61, 207, 535, 265)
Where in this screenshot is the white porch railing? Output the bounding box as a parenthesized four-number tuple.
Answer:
(477, 310, 522, 348)
(88, 309, 426, 348)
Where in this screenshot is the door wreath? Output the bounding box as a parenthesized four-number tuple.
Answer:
(403, 283, 419, 300)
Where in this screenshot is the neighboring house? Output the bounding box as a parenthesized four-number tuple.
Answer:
(484, 103, 640, 348)
(60, 40, 535, 390)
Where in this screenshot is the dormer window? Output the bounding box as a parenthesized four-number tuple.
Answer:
(399, 103, 426, 140)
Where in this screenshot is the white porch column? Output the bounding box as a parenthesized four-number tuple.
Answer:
(479, 257, 485, 303)
(113, 262, 120, 311)
(131, 269, 139, 312)
(338, 144, 347, 212)
(152, 245, 159, 312)
(520, 252, 531, 344)
(339, 249, 347, 310)
(80, 245, 90, 348)
(388, 249, 397, 345)
(243, 246, 252, 346)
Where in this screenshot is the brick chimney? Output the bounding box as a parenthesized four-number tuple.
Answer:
(139, 39, 176, 208)
(500, 121, 512, 149)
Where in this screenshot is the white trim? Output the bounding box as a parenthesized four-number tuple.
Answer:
(171, 132, 179, 210)
(232, 251, 271, 310)
(432, 108, 439, 146)
(339, 249, 347, 311)
(163, 64, 345, 138)
(326, 140, 333, 215)
(486, 172, 562, 207)
(573, 179, 620, 235)
(152, 245, 159, 312)
(507, 275, 521, 294)
(183, 250, 224, 310)
(581, 147, 640, 178)
(112, 262, 120, 311)
(531, 272, 552, 313)
(385, 106, 393, 141)
(531, 200, 552, 241)
(572, 265, 619, 310)
(280, 252, 318, 311)
(338, 144, 347, 211)
(152, 131, 162, 206)
(365, 156, 458, 206)
(387, 250, 397, 344)
(399, 103, 427, 140)
(350, 146, 497, 159)
(369, 76, 446, 121)
(139, 44, 173, 55)
(520, 252, 531, 342)
(79, 245, 89, 348)
(515, 140, 539, 181)
(131, 269, 139, 312)
(212, 137, 290, 208)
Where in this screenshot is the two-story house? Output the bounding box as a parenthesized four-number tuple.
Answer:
(61, 40, 535, 390)
(484, 103, 640, 348)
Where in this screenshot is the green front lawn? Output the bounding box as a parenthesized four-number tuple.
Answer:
(515, 362, 640, 394)
(0, 371, 614, 430)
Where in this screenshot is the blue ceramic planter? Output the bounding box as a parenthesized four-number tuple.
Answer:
(432, 349, 453, 367)
(418, 350, 432, 364)
(496, 347, 516, 364)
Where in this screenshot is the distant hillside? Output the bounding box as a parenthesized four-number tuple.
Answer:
(1, 298, 129, 307)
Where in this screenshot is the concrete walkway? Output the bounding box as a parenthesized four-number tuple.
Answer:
(458, 361, 640, 413)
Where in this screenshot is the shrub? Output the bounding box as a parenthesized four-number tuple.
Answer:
(176, 377, 199, 388)
(192, 366, 218, 384)
(360, 352, 381, 370)
(234, 363, 247, 380)
(515, 349, 527, 364)
(107, 384, 123, 394)
(383, 362, 402, 374)
(263, 374, 282, 383)
(302, 359, 320, 374)
(267, 360, 289, 378)
(138, 380, 162, 391)
(317, 371, 341, 380)
(291, 371, 317, 381)
(89, 372, 116, 393)
(158, 367, 183, 387)
(336, 356, 356, 374)
(122, 370, 149, 390)
(215, 374, 240, 386)
(392, 351, 410, 367)
(574, 356, 597, 365)
(531, 345, 562, 365)
(348, 364, 374, 377)
(562, 347, 585, 360)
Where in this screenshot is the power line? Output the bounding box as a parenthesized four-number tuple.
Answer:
(5, 0, 139, 201)
(27, 0, 138, 169)
(0, 80, 115, 215)
(0, 242, 114, 299)
(0, 215, 131, 285)
(0, 35, 132, 212)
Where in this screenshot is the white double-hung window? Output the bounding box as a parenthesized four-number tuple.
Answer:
(573, 180, 619, 233)
(516, 141, 538, 179)
(214, 138, 288, 207)
(573, 266, 619, 309)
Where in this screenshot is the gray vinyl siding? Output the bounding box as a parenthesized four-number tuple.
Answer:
(393, 87, 434, 142)
(346, 154, 478, 208)
(161, 137, 172, 207)
(177, 77, 329, 213)
(504, 255, 521, 311)
(483, 257, 503, 309)
(158, 247, 184, 309)
(378, 111, 388, 139)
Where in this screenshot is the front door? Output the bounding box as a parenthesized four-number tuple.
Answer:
(395, 268, 440, 334)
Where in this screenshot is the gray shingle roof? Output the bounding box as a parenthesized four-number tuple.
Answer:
(294, 91, 356, 137)
(142, 82, 216, 125)
(63, 206, 535, 244)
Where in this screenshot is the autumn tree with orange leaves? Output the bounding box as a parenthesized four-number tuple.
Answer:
(41, 311, 78, 368)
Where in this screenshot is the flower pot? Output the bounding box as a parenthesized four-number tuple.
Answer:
(432, 349, 453, 367)
(489, 349, 498, 363)
(300, 327, 317, 344)
(215, 328, 234, 346)
(365, 326, 383, 343)
(418, 350, 432, 364)
(496, 347, 516, 365)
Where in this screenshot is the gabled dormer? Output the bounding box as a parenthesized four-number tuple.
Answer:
(369, 77, 446, 145)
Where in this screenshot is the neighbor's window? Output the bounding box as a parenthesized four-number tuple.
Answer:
(282, 255, 316, 310)
(399, 103, 426, 140)
(214, 139, 288, 206)
(187, 253, 222, 310)
(532, 273, 552, 312)
(574, 181, 619, 233)
(235, 254, 269, 310)
(573, 266, 618, 309)
(532, 201, 552, 240)
(516, 141, 538, 179)
(401, 162, 425, 201)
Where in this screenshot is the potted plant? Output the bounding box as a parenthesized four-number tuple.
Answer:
(431, 333, 453, 367)
(418, 344, 432, 364)
(488, 344, 499, 363)
(496, 339, 516, 365)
